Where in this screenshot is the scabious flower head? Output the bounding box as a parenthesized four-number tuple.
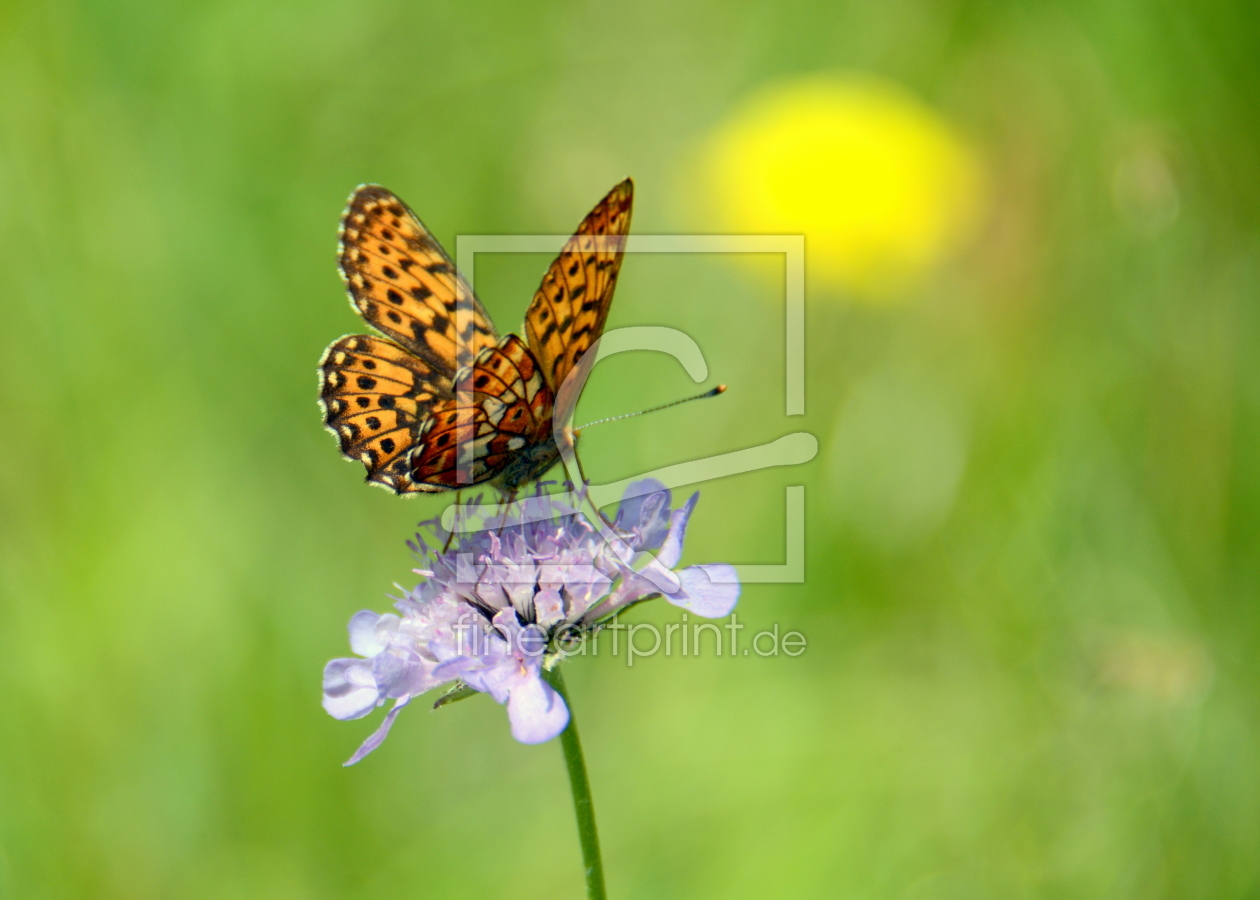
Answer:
(322, 480, 739, 763)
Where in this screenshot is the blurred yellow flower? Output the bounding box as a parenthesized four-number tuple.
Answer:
(702, 75, 983, 299)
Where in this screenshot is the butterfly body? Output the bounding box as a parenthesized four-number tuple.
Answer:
(319, 180, 632, 494)
(491, 436, 562, 492)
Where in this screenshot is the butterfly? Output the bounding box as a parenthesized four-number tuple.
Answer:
(318, 179, 633, 494)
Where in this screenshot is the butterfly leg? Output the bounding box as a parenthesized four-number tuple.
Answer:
(441, 491, 463, 553)
(496, 489, 518, 535)
(569, 431, 619, 532)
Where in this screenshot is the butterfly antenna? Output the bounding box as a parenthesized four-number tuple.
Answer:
(574, 385, 727, 432)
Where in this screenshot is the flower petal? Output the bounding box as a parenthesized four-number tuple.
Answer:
(664, 564, 741, 617)
(657, 492, 699, 568)
(343, 697, 412, 766)
(322, 659, 381, 720)
(373, 650, 439, 699)
(617, 479, 672, 549)
(586, 556, 681, 620)
(475, 662, 515, 705)
(348, 610, 388, 657)
(432, 655, 474, 684)
(506, 674, 569, 744)
(533, 588, 566, 627)
(560, 564, 612, 618)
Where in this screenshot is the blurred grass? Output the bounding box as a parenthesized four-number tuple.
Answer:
(2, 0, 1259, 897)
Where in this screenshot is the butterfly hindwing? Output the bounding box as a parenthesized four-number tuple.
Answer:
(318, 334, 454, 494)
(407, 335, 555, 490)
(339, 185, 500, 372)
(524, 178, 633, 393)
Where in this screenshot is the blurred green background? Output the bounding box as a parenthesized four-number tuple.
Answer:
(2, 0, 1259, 897)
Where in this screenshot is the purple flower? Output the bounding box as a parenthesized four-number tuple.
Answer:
(322, 480, 740, 763)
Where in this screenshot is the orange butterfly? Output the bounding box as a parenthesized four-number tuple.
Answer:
(318, 180, 633, 494)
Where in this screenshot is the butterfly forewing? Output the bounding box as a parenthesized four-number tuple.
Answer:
(318, 334, 454, 494)
(339, 185, 499, 372)
(524, 179, 633, 393)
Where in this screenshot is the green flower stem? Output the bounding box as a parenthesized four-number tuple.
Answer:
(543, 666, 606, 900)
